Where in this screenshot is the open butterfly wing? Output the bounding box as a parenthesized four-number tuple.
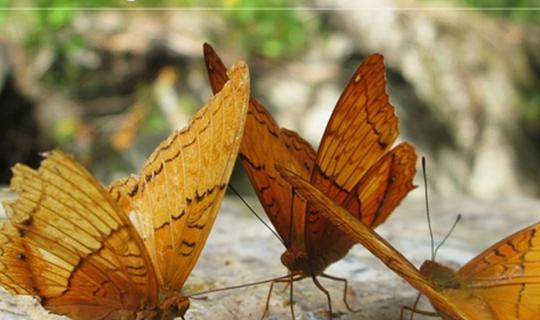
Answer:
(108, 61, 249, 291)
(457, 223, 540, 318)
(1, 151, 158, 320)
(306, 54, 414, 264)
(277, 166, 468, 320)
(203, 43, 316, 247)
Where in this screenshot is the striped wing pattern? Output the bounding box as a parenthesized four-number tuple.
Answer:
(306, 54, 414, 266)
(307, 142, 417, 267)
(204, 43, 416, 274)
(0, 221, 36, 296)
(204, 43, 314, 247)
(1, 151, 159, 320)
(457, 223, 540, 319)
(277, 166, 469, 320)
(0, 61, 249, 319)
(108, 61, 250, 290)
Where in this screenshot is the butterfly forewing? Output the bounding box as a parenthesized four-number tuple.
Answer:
(203, 43, 314, 247)
(1, 150, 159, 320)
(305, 54, 412, 266)
(457, 223, 540, 318)
(109, 61, 250, 290)
(313, 54, 399, 191)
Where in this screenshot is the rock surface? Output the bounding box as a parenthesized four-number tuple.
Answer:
(1, 189, 539, 319)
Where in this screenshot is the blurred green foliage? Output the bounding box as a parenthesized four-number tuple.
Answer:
(1, 0, 316, 58)
(522, 91, 540, 126)
(454, 0, 540, 24)
(53, 117, 80, 144)
(0, 0, 317, 94)
(216, 0, 316, 58)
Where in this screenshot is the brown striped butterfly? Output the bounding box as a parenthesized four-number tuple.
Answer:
(204, 43, 417, 318)
(277, 164, 540, 320)
(0, 61, 249, 320)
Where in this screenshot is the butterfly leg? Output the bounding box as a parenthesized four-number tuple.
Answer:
(400, 306, 439, 319)
(289, 272, 296, 320)
(277, 280, 291, 293)
(260, 280, 276, 319)
(311, 275, 333, 320)
(321, 273, 360, 313)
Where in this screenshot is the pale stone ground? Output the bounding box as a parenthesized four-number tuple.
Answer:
(1, 190, 539, 320)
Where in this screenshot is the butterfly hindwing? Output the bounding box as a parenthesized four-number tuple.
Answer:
(350, 142, 417, 228)
(0, 220, 36, 296)
(306, 142, 417, 265)
(1, 150, 159, 320)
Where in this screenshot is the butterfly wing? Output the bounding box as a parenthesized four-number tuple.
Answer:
(306, 55, 416, 266)
(0, 220, 36, 295)
(277, 166, 469, 320)
(457, 223, 540, 318)
(108, 175, 139, 214)
(348, 142, 417, 227)
(108, 61, 250, 291)
(203, 43, 316, 247)
(308, 142, 417, 266)
(1, 150, 159, 320)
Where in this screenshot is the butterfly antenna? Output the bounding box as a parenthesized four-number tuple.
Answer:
(433, 214, 462, 260)
(422, 157, 435, 260)
(228, 183, 285, 246)
(186, 274, 300, 298)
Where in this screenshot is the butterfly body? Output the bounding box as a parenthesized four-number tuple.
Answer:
(420, 260, 462, 291)
(280, 243, 327, 277)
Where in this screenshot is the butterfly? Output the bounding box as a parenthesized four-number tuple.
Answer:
(203, 43, 418, 316)
(0, 61, 250, 320)
(278, 165, 540, 320)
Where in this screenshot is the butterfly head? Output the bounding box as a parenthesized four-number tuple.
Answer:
(420, 260, 461, 291)
(159, 293, 190, 319)
(136, 293, 189, 320)
(281, 250, 327, 275)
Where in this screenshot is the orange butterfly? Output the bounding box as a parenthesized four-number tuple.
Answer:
(0, 61, 250, 320)
(278, 166, 540, 320)
(204, 43, 417, 316)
